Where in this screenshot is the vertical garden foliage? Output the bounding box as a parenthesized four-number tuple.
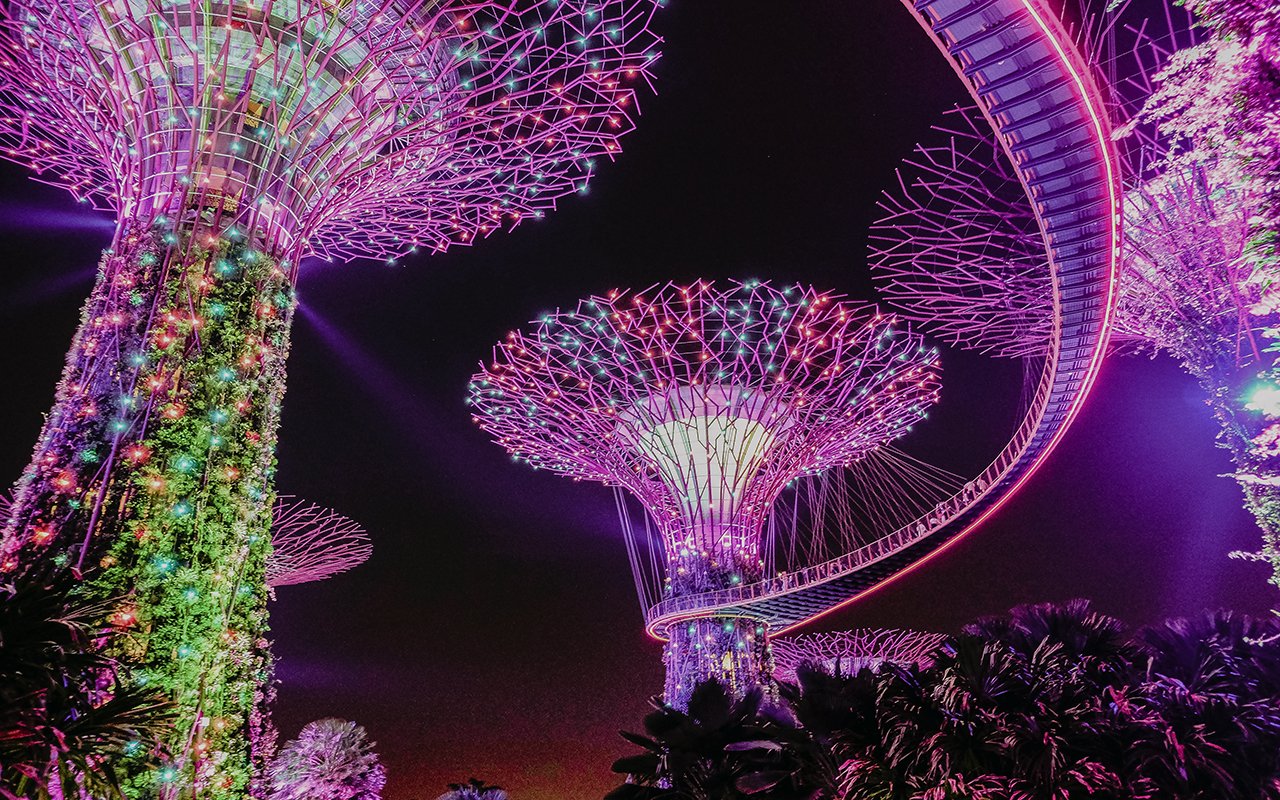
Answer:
(3, 220, 294, 798)
(96, 232, 293, 798)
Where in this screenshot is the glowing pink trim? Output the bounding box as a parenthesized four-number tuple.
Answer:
(643, 0, 1123, 640)
(771, 0, 1121, 635)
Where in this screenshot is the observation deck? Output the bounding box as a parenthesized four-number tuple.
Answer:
(645, 0, 1121, 638)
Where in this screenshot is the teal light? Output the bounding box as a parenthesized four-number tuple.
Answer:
(1246, 382, 1280, 417)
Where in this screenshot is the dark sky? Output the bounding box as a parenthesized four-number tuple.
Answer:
(0, 2, 1273, 799)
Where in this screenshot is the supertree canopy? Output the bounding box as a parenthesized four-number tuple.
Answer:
(265, 497, 371, 589)
(870, 107, 1053, 360)
(0, 1, 659, 796)
(771, 628, 946, 683)
(869, 101, 1279, 593)
(468, 280, 940, 707)
(0, 0, 660, 261)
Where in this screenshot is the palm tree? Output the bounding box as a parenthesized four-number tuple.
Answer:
(1122, 611, 1280, 799)
(0, 569, 172, 800)
(607, 681, 820, 800)
(823, 601, 1136, 800)
(610, 602, 1280, 800)
(938, 600, 1136, 798)
(269, 718, 386, 800)
(437, 778, 509, 800)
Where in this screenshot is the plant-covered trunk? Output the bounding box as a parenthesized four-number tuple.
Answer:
(1, 217, 295, 799)
(663, 617, 773, 710)
(1203, 357, 1280, 598)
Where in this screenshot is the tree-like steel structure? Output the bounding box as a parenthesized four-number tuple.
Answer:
(771, 628, 946, 684)
(0, 1, 659, 796)
(468, 280, 940, 707)
(870, 107, 1051, 361)
(265, 497, 371, 589)
(869, 95, 1278, 593)
(870, 107, 1053, 360)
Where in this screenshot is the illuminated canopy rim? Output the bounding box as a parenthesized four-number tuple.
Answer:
(0, 0, 661, 262)
(772, 628, 948, 683)
(468, 280, 942, 507)
(265, 496, 372, 588)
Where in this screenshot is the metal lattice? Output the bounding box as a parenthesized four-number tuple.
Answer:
(772, 628, 947, 683)
(266, 496, 372, 588)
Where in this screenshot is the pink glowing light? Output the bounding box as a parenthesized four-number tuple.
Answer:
(633, 0, 1125, 642)
(470, 280, 941, 705)
(0, 0, 662, 264)
(771, 628, 947, 683)
(266, 497, 372, 588)
(769, 0, 1124, 633)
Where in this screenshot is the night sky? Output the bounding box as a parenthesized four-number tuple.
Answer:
(0, 2, 1274, 799)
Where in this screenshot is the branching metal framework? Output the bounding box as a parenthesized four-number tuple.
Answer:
(0, 0, 660, 263)
(870, 13, 1215, 361)
(871, 107, 1052, 359)
(472, 0, 1123, 708)
(620, 0, 1122, 644)
(771, 628, 947, 683)
(871, 5, 1280, 600)
(265, 496, 371, 588)
(469, 280, 940, 707)
(0, 2, 659, 796)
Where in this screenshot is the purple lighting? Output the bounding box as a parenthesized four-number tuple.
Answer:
(0, 0, 661, 264)
(0, 1, 660, 795)
(468, 280, 941, 707)
(771, 628, 946, 684)
(266, 497, 372, 589)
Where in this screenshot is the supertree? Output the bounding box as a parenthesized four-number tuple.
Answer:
(0, 1, 659, 796)
(468, 280, 941, 707)
(265, 497, 371, 589)
(770, 628, 946, 683)
(868, 9, 1280, 597)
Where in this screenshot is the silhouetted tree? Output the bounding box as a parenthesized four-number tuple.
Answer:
(608, 681, 823, 799)
(437, 778, 509, 800)
(0, 570, 171, 800)
(608, 601, 1280, 800)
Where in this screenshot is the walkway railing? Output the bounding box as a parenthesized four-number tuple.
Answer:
(646, 0, 1122, 638)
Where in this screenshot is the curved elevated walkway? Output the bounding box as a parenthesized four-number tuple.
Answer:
(646, 0, 1121, 638)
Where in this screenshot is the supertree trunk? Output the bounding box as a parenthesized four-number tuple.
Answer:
(663, 617, 773, 709)
(1194, 353, 1280, 597)
(661, 522, 773, 708)
(1, 217, 295, 799)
